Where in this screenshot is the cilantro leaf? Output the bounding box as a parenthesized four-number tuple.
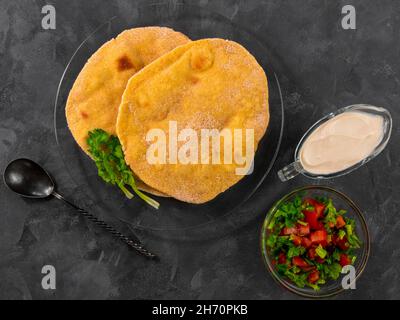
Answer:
(287, 246, 305, 259)
(87, 129, 160, 209)
(266, 234, 277, 248)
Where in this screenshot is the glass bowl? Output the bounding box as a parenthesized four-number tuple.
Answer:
(260, 186, 370, 298)
(278, 104, 392, 181)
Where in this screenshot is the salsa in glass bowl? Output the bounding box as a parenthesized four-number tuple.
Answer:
(260, 186, 370, 298)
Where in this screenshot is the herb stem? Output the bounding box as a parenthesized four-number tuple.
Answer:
(119, 184, 134, 199)
(129, 182, 160, 209)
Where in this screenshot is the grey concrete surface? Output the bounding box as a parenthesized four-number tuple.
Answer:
(0, 0, 399, 299)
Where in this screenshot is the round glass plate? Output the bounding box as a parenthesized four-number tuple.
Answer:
(54, 3, 284, 240)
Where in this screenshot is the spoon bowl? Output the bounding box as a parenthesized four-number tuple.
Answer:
(3, 158, 55, 198)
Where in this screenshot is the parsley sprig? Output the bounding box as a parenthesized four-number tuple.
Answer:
(87, 129, 160, 209)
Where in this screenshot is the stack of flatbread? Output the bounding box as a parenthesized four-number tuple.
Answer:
(66, 27, 269, 204)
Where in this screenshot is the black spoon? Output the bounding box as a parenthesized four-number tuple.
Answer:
(3, 158, 157, 260)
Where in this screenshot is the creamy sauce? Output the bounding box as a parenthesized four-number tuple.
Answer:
(299, 111, 384, 175)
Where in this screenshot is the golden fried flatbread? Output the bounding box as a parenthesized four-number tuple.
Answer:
(66, 27, 190, 196)
(117, 38, 269, 203)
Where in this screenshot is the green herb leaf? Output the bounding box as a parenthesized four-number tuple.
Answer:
(266, 234, 277, 248)
(345, 224, 353, 236)
(87, 129, 160, 209)
(332, 249, 341, 261)
(297, 220, 308, 226)
(285, 269, 308, 288)
(307, 282, 320, 291)
(287, 246, 305, 259)
(348, 234, 361, 249)
(316, 244, 327, 259)
(324, 262, 342, 280)
(338, 229, 346, 240)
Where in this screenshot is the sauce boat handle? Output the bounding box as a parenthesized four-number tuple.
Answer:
(278, 160, 303, 182)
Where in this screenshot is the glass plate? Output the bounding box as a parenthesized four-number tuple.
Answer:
(54, 3, 284, 240)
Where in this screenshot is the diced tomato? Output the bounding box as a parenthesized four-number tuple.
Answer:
(301, 237, 312, 248)
(291, 234, 302, 246)
(310, 229, 328, 246)
(303, 198, 318, 207)
(302, 265, 316, 272)
(336, 215, 346, 229)
(333, 235, 350, 251)
(308, 270, 320, 284)
(310, 229, 328, 244)
(281, 226, 297, 235)
(296, 223, 310, 236)
(317, 221, 325, 230)
(307, 247, 316, 260)
(304, 198, 325, 216)
(292, 257, 309, 268)
(303, 210, 320, 230)
(339, 254, 352, 267)
(314, 202, 326, 218)
(316, 257, 325, 264)
(272, 259, 277, 266)
(278, 253, 286, 265)
(338, 241, 350, 251)
(328, 222, 335, 228)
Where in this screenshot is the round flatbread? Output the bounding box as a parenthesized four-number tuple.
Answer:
(66, 27, 190, 196)
(117, 38, 269, 203)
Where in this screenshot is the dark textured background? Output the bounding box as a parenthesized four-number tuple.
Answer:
(0, 0, 399, 300)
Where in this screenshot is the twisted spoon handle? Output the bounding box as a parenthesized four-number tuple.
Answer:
(52, 191, 157, 260)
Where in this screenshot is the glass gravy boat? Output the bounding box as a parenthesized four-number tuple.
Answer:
(278, 104, 392, 182)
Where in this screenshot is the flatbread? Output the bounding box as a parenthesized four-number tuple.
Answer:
(66, 27, 190, 196)
(117, 38, 269, 203)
